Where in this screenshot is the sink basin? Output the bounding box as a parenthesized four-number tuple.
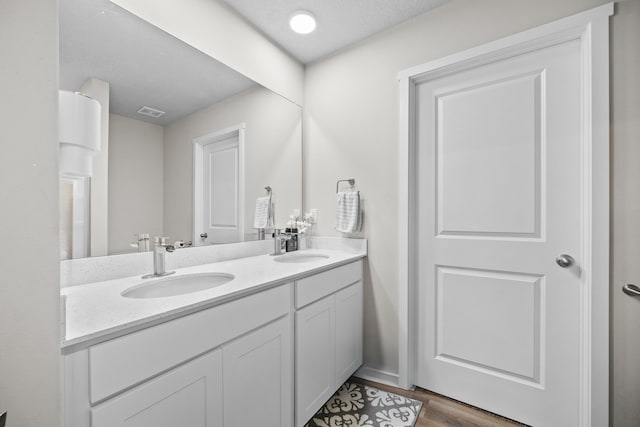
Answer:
(273, 253, 330, 263)
(121, 273, 235, 299)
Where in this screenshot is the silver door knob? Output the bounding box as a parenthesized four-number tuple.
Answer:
(556, 254, 575, 268)
(623, 284, 640, 297)
(200, 233, 208, 239)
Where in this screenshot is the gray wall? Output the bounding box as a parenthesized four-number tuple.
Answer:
(610, 0, 640, 425)
(0, 0, 61, 425)
(108, 114, 164, 254)
(163, 85, 302, 242)
(304, 0, 640, 424)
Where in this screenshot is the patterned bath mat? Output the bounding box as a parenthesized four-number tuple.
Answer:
(305, 381, 423, 427)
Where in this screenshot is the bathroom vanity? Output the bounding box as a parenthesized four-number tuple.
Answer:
(61, 239, 366, 427)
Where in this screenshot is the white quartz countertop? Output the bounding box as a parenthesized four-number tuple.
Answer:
(61, 248, 366, 350)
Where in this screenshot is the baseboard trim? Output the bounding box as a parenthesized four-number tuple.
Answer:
(354, 366, 402, 388)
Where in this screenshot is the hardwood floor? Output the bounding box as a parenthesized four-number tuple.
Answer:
(350, 377, 527, 427)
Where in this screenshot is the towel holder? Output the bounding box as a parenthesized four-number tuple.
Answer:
(336, 178, 356, 193)
(265, 185, 272, 195)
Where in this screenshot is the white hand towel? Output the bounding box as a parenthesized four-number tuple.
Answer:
(335, 191, 362, 233)
(254, 195, 273, 229)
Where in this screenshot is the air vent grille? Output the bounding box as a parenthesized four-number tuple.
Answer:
(137, 106, 165, 118)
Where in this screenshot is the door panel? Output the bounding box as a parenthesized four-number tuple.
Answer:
(202, 135, 240, 244)
(416, 39, 582, 426)
(436, 72, 542, 237)
(436, 267, 542, 383)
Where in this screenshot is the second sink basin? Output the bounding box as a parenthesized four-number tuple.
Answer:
(273, 253, 330, 263)
(122, 273, 235, 299)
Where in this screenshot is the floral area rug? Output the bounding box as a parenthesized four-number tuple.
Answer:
(305, 381, 423, 427)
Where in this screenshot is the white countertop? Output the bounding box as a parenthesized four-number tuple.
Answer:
(61, 247, 366, 351)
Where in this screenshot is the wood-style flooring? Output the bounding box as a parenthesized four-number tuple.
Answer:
(350, 377, 527, 427)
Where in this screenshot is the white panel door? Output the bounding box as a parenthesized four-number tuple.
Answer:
(91, 350, 222, 427)
(223, 316, 292, 427)
(202, 135, 240, 244)
(416, 39, 583, 425)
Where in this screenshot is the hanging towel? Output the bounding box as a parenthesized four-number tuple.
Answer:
(254, 195, 273, 229)
(335, 191, 362, 233)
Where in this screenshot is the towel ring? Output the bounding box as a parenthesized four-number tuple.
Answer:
(336, 178, 355, 193)
(264, 185, 272, 195)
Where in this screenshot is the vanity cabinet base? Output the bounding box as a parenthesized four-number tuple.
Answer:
(63, 259, 364, 427)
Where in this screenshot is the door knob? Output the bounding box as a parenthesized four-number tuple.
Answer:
(556, 254, 574, 268)
(200, 232, 208, 239)
(623, 284, 640, 297)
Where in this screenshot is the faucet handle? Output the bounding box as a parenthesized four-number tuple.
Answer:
(154, 236, 171, 246)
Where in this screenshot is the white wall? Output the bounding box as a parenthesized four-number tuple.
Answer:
(111, 0, 304, 106)
(305, 4, 639, 424)
(108, 114, 164, 254)
(163, 86, 302, 242)
(0, 0, 61, 425)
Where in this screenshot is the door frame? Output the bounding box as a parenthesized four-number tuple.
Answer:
(193, 123, 245, 246)
(397, 4, 612, 426)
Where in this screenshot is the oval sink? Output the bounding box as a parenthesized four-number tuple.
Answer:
(122, 273, 234, 299)
(273, 253, 330, 263)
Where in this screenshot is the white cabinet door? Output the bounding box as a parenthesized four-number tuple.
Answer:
(295, 295, 335, 427)
(335, 282, 363, 386)
(91, 350, 222, 427)
(223, 316, 292, 427)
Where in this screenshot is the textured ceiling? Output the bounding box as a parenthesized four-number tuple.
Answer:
(59, 0, 256, 126)
(222, 0, 450, 64)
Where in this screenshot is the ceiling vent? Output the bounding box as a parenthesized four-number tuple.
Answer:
(137, 106, 165, 118)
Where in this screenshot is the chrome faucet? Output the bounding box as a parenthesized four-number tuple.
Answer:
(271, 229, 290, 256)
(142, 236, 176, 279)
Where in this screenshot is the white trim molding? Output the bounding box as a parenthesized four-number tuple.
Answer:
(193, 123, 246, 246)
(397, 3, 612, 426)
(354, 366, 400, 388)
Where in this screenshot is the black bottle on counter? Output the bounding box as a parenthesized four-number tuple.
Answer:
(285, 228, 299, 252)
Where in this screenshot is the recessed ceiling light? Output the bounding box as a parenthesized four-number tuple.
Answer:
(289, 11, 316, 34)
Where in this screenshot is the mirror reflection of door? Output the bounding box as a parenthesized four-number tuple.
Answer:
(59, 176, 91, 260)
(197, 127, 244, 245)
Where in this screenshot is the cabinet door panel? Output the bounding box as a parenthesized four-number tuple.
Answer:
(223, 316, 292, 427)
(295, 296, 335, 427)
(335, 281, 363, 386)
(91, 350, 222, 427)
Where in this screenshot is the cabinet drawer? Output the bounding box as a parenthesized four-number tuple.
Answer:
(89, 283, 290, 403)
(295, 261, 362, 308)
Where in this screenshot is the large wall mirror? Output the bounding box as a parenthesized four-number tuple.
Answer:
(59, 0, 302, 259)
